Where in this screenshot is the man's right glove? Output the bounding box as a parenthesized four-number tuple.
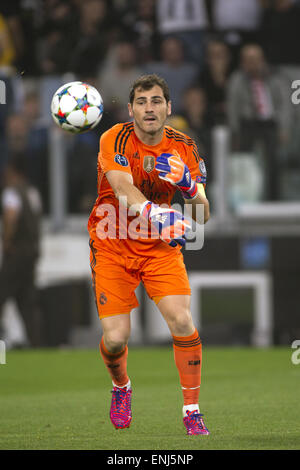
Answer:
(155, 153, 198, 200)
(140, 200, 191, 247)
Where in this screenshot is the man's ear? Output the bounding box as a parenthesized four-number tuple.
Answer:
(128, 103, 133, 118)
(167, 100, 172, 116)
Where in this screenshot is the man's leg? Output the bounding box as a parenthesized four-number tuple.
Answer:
(100, 313, 132, 429)
(156, 294, 209, 435)
(100, 313, 131, 388)
(156, 295, 201, 408)
(0, 257, 18, 341)
(89, 240, 140, 429)
(15, 258, 41, 348)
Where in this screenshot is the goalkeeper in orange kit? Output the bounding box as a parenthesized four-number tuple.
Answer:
(88, 74, 210, 435)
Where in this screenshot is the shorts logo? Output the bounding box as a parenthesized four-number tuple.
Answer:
(99, 293, 107, 305)
(143, 155, 155, 173)
(114, 154, 129, 167)
(199, 159, 207, 177)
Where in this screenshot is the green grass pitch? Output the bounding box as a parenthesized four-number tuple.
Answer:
(0, 346, 299, 450)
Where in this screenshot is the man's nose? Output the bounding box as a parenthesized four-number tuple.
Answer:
(145, 101, 154, 112)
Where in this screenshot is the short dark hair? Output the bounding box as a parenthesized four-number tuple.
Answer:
(129, 74, 170, 104)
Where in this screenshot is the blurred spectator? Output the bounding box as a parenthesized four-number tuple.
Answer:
(5, 99, 49, 212)
(180, 86, 212, 158)
(166, 114, 191, 134)
(98, 39, 144, 122)
(0, 13, 16, 69)
(68, 0, 116, 78)
(227, 44, 292, 200)
(0, 74, 14, 168)
(211, 0, 262, 67)
(258, 0, 300, 177)
(66, 129, 98, 214)
(117, 0, 159, 64)
(197, 38, 232, 125)
(156, 0, 209, 67)
(0, 0, 24, 71)
(38, 0, 115, 77)
(37, 0, 78, 75)
(143, 36, 198, 113)
(259, 0, 300, 67)
(23, 92, 49, 210)
(0, 8, 18, 148)
(0, 155, 42, 348)
(5, 114, 29, 160)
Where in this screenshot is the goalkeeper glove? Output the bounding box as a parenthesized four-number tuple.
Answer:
(140, 200, 191, 247)
(155, 153, 198, 199)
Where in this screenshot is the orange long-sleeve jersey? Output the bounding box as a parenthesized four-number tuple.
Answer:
(88, 122, 207, 256)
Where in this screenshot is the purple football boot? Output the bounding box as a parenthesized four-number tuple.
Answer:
(110, 386, 132, 429)
(183, 410, 210, 435)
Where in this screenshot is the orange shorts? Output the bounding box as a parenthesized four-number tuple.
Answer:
(89, 238, 191, 318)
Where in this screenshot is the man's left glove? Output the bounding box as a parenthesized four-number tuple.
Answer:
(140, 200, 191, 247)
(155, 153, 198, 200)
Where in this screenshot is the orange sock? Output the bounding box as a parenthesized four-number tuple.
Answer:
(172, 329, 202, 406)
(99, 337, 129, 388)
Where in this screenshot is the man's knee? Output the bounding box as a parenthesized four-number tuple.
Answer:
(101, 314, 131, 353)
(103, 328, 130, 353)
(164, 308, 194, 336)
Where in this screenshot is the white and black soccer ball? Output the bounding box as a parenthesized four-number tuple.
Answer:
(51, 81, 104, 133)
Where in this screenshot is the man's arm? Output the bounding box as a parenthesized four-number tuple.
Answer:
(106, 169, 191, 247)
(155, 154, 210, 224)
(2, 207, 19, 253)
(106, 170, 147, 212)
(184, 184, 210, 225)
(1, 188, 22, 254)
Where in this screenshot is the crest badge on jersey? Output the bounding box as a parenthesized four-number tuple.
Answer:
(143, 155, 155, 173)
(99, 292, 107, 305)
(114, 154, 129, 167)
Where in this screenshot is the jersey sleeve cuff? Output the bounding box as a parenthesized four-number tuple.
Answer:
(180, 180, 198, 200)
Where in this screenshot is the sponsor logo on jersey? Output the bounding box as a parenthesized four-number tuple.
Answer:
(143, 155, 155, 173)
(114, 154, 129, 167)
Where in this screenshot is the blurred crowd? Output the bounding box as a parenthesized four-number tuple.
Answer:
(1, 0, 300, 214)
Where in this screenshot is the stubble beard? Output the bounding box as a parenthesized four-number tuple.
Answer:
(135, 116, 166, 138)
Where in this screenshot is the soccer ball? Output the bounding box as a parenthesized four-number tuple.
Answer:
(51, 81, 104, 133)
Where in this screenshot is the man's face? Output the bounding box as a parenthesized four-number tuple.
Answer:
(241, 46, 265, 77)
(128, 85, 171, 136)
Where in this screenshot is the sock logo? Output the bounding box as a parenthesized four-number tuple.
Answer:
(188, 360, 201, 366)
(108, 363, 120, 369)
